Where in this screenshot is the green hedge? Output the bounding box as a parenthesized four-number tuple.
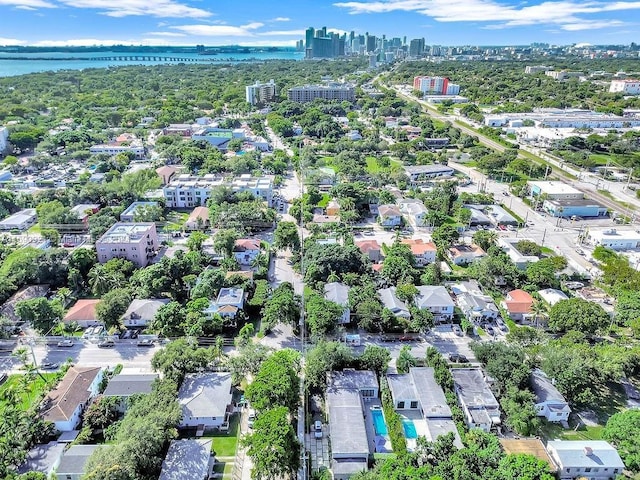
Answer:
(380, 377, 407, 454)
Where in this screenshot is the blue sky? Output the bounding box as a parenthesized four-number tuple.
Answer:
(0, 0, 639, 47)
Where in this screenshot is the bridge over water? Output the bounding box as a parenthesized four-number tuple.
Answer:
(0, 55, 225, 62)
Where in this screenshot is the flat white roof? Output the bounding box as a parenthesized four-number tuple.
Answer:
(529, 181, 581, 195)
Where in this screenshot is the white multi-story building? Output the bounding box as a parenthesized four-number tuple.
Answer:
(588, 229, 640, 250)
(246, 80, 277, 105)
(89, 141, 145, 159)
(95, 222, 158, 267)
(609, 79, 640, 95)
(163, 174, 273, 208)
(525, 65, 552, 74)
(0, 126, 8, 152)
(287, 83, 355, 102)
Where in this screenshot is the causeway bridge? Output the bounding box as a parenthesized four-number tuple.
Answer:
(0, 55, 228, 62)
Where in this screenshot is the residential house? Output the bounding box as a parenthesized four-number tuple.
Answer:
(451, 368, 501, 432)
(63, 299, 101, 328)
(324, 282, 351, 324)
(121, 298, 170, 328)
(326, 200, 341, 217)
(401, 239, 437, 266)
(156, 165, 179, 185)
(0, 208, 37, 231)
(378, 204, 402, 228)
(398, 198, 428, 227)
(40, 366, 103, 432)
(95, 222, 158, 268)
(233, 238, 261, 266)
(70, 204, 100, 225)
(55, 445, 106, 480)
(498, 237, 540, 270)
(450, 281, 499, 323)
(184, 206, 210, 231)
(448, 244, 486, 266)
(546, 441, 625, 480)
(103, 373, 159, 411)
(530, 369, 571, 422)
(355, 240, 381, 262)
(378, 287, 410, 318)
(464, 206, 492, 226)
(120, 201, 159, 222)
(159, 439, 214, 480)
(0, 284, 50, 325)
(18, 441, 66, 478)
(415, 286, 455, 322)
(178, 372, 233, 430)
(538, 288, 569, 306)
(327, 370, 378, 480)
(503, 289, 534, 321)
(205, 287, 245, 318)
(387, 367, 463, 448)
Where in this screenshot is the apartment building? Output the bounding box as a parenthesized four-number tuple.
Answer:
(0, 126, 8, 152)
(287, 83, 355, 103)
(89, 140, 145, 159)
(246, 80, 277, 105)
(413, 76, 460, 95)
(163, 174, 273, 208)
(95, 222, 158, 267)
(609, 79, 640, 95)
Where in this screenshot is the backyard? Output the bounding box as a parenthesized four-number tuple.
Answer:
(0, 372, 59, 411)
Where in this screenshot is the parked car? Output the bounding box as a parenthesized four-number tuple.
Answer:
(484, 325, 496, 336)
(496, 319, 508, 332)
(452, 325, 462, 336)
(98, 339, 115, 348)
(57, 339, 74, 347)
(247, 410, 256, 429)
(448, 354, 469, 363)
(137, 339, 154, 347)
(41, 362, 59, 370)
(314, 420, 323, 438)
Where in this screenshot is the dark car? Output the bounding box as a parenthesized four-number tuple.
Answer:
(448, 354, 469, 363)
(485, 325, 496, 336)
(137, 339, 154, 347)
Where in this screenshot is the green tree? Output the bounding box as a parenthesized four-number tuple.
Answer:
(515, 240, 542, 257)
(548, 298, 610, 335)
(472, 229, 497, 251)
(273, 221, 300, 252)
(151, 337, 221, 385)
(213, 228, 239, 258)
(261, 282, 299, 333)
(396, 345, 416, 374)
(186, 231, 208, 252)
(15, 297, 63, 334)
(305, 294, 344, 340)
(304, 341, 354, 392)
(431, 224, 460, 252)
(95, 288, 132, 329)
(603, 409, 640, 472)
(496, 454, 555, 480)
(245, 349, 301, 413)
(359, 345, 391, 376)
(242, 406, 301, 480)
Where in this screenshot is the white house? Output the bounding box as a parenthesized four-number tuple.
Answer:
(205, 287, 245, 318)
(537, 288, 569, 306)
(378, 287, 410, 318)
(178, 372, 233, 430)
(398, 199, 428, 227)
(233, 238, 261, 266)
(0, 208, 37, 231)
(448, 244, 486, 266)
(451, 368, 501, 432)
(401, 239, 437, 266)
(121, 298, 170, 327)
(587, 229, 640, 251)
(159, 439, 214, 480)
(530, 369, 571, 422)
(324, 282, 351, 324)
(415, 286, 455, 322)
(40, 366, 103, 432)
(546, 441, 625, 480)
(55, 445, 106, 480)
(378, 204, 403, 228)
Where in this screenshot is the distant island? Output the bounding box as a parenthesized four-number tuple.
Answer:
(0, 45, 296, 54)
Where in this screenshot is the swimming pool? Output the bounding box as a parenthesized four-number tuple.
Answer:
(371, 408, 388, 436)
(402, 418, 418, 439)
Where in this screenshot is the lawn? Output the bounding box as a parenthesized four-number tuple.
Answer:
(209, 413, 240, 457)
(164, 211, 189, 231)
(0, 373, 59, 411)
(538, 421, 604, 442)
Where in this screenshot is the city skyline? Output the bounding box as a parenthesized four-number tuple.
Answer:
(0, 0, 640, 47)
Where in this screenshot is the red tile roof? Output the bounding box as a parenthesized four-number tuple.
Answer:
(63, 299, 100, 323)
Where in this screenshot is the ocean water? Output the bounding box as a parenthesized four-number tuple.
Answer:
(0, 50, 304, 77)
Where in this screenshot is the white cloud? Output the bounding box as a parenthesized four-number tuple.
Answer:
(172, 22, 264, 37)
(16, 5, 37, 9)
(258, 29, 306, 36)
(57, 0, 212, 18)
(145, 31, 186, 37)
(560, 19, 626, 30)
(0, 37, 27, 45)
(270, 16, 291, 22)
(33, 38, 145, 46)
(333, 0, 640, 30)
(0, 0, 55, 7)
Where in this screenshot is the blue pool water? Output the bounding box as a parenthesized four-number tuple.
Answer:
(402, 418, 418, 439)
(371, 408, 388, 436)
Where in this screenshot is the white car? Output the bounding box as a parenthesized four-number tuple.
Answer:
(247, 410, 256, 429)
(314, 420, 323, 439)
(57, 339, 74, 347)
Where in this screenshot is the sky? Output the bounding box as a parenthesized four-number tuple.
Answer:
(0, 0, 639, 47)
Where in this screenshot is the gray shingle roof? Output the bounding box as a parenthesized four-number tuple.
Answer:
(547, 441, 625, 470)
(178, 373, 233, 420)
(415, 286, 455, 309)
(103, 374, 159, 397)
(159, 439, 213, 480)
(530, 369, 568, 404)
(326, 388, 369, 457)
(324, 282, 350, 307)
(57, 445, 105, 475)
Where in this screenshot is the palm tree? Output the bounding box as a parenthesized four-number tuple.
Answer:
(88, 265, 110, 296)
(55, 287, 74, 307)
(530, 300, 547, 328)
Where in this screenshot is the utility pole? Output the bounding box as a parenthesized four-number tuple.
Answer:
(541, 228, 547, 247)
